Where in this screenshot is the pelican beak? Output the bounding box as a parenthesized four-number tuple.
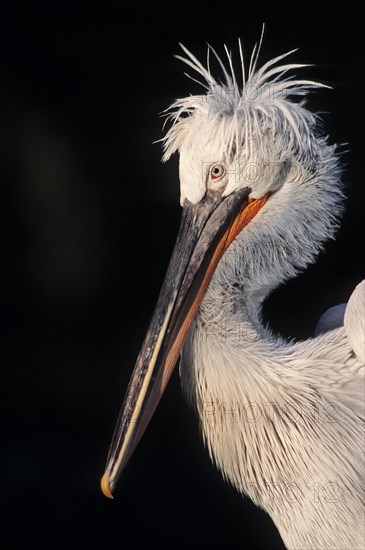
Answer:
(101, 186, 269, 498)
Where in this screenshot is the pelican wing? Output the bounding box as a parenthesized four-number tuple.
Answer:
(315, 303, 346, 336)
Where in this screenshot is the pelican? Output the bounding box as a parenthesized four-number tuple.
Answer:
(101, 36, 365, 550)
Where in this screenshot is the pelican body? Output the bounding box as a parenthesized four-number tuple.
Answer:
(101, 39, 365, 550)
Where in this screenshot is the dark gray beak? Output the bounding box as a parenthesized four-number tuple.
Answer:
(101, 186, 269, 498)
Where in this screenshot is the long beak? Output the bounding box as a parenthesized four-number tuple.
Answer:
(101, 187, 269, 498)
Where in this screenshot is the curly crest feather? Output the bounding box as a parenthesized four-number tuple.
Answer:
(162, 40, 329, 169)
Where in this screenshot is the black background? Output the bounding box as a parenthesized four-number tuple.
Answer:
(1, 4, 364, 549)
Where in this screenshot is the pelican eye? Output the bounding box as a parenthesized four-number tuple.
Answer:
(210, 163, 226, 180)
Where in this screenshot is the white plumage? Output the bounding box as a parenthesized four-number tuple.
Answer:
(162, 42, 365, 549)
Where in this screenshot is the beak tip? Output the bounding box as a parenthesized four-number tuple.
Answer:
(101, 472, 114, 499)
